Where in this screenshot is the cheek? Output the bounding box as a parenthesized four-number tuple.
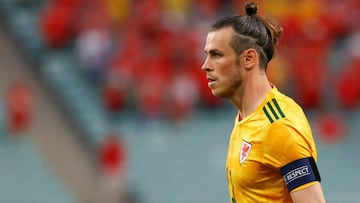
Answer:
(224, 64, 243, 89)
(216, 60, 235, 75)
(218, 62, 240, 81)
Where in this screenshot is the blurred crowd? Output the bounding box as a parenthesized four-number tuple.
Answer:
(1, 1, 359, 202)
(15, 0, 360, 124)
(39, 0, 223, 122)
(38, 0, 360, 120)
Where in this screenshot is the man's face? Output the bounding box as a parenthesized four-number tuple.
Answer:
(202, 27, 244, 98)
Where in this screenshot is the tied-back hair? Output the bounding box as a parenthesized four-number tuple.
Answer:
(210, 2, 283, 69)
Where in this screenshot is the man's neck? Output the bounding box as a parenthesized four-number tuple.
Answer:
(232, 72, 272, 119)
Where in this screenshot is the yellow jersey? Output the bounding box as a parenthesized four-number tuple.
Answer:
(226, 86, 320, 203)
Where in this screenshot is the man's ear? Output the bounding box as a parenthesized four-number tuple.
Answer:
(243, 48, 257, 69)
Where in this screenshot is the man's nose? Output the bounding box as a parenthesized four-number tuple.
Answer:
(201, 58, 211, 72)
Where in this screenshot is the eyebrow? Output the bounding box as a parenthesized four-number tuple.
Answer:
(204, 49, 222, 54)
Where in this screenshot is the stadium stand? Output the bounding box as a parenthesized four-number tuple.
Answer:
(0, 0, 360, 203)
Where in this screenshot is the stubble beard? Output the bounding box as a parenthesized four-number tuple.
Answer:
(213, 59, 242, 99)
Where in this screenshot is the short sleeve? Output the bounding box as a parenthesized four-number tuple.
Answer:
(263, 121, 320, 191)
(263, 121, 314, 169)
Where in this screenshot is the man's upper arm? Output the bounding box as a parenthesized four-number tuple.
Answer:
(290, 182, 326, 203)
(264, 122, 323, 192)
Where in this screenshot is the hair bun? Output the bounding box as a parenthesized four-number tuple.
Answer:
(245, 2, 258, 16)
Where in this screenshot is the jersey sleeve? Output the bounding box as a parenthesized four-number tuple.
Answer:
(263, 121, 319, 191)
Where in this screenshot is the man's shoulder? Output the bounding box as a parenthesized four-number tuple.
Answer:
(271, 90, 306, 119)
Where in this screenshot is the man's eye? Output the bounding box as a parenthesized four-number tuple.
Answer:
(211, 53, 221, 58)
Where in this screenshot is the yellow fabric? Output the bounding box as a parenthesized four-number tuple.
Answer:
(226, 86, 318, 203)
(262, 0, 325, 22)
(104, 0, 130, 25)
(161, 0, 191, 12)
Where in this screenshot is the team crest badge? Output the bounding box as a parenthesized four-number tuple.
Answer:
(240, 141, 252, 164)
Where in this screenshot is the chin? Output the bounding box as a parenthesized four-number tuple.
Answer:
(212, 89, 230, 98)
(211, 84, 235, 98)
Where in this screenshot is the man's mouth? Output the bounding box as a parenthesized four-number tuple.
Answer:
(207, 77, 216, 87)
(207, 76, 215, 81)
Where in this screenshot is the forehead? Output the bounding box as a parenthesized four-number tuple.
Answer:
(204, 27, 234, 52)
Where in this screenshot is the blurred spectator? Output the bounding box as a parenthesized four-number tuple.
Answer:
(102, 81, 126, 114)
(165, 69, 200, 122)
(5, 81, 34, 134)
(336, 58, 360, 109)
(99, 134, 126, 177)
(161, 0, 191, 32)
(39, 0, 81, 48)
(103, 0, 131, 28)
(75, 27, 112, 83)
(316, 113, 347, 144)
(98, 134, 127, 203)
(195, 0, 221, 17)
(102, 68, 129, 113)
(136, 66, 170, 120)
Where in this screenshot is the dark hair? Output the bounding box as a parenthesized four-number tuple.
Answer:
(210, 2, 283, 69)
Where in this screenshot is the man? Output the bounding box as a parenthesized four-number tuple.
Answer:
(202, 2, 326, 203)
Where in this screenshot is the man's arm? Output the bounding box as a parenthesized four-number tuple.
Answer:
(290, 182, 326, 203)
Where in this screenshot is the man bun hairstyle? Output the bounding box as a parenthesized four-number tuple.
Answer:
(245, 1, 257, 16)
(210, 2, 283, 69)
